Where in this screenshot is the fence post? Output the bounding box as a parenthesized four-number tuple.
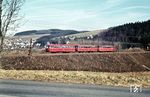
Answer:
(28, 38, 32, 56)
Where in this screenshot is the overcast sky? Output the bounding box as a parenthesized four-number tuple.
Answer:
(17, 0, 150, 32)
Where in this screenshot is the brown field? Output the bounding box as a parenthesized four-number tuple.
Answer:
(0, 70, 149, 88)
(1, 52, 150, 72)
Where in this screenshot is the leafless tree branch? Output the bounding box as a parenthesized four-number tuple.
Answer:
(0, 0, 25, 52)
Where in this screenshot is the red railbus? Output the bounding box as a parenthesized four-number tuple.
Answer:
(99, 45, 117, 52)
(46, 44, 76, 53)
(77, 45, 98, 52)
(46, 44, 117, 53)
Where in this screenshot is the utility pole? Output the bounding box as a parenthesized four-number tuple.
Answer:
(28, 38, 32, 56)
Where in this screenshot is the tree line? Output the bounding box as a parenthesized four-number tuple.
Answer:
(94, 20, 150, 48)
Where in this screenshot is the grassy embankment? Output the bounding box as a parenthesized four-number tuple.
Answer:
(2, 52, 150, 72)
(0, 70, 149, 88)
(1, 51, 150, 87)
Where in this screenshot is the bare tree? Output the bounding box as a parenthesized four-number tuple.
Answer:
(0, 0, 3, 52)
(0, 0, 25, 52)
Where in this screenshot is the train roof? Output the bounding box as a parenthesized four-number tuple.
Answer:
(47, 44, 78, 46)
(47, 44, 115, 47)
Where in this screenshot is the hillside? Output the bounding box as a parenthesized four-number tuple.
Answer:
(14, 29, 90, 46)
(14, 20, 150, 48)
(64, 30, 103, 38)
(94, 20, 150, 48)
(2, 52, 150, 72)
(15, 29, 88, 36)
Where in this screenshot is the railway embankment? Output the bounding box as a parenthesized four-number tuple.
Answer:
(1, 52, 150, 72)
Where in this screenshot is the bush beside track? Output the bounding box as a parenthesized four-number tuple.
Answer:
(1, 52, 150, 72)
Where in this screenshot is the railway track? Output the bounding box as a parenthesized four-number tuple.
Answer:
(3, 51, 150, 57)
(38, 51, 150, 56)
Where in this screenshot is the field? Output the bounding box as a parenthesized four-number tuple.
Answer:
(64, 30, 102, 38)
(1, 51, 150, 87)
(1, 52, 150, 72)
(0, 70, 149, 88)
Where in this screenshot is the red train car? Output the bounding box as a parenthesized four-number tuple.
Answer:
(46, 44, 76, 53)
(46, 44, 117, 53)
(99, 45, 117, 52)
(77, 45, 98, 52)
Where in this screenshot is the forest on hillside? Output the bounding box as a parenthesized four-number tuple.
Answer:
(95, 20, 150, 48)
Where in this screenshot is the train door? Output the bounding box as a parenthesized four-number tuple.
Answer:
(75, 45, 78, 52)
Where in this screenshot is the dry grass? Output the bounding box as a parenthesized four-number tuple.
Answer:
(2, 52, 150, 72)
(64, 30, 101, 38)
(0, 70, 149, 88)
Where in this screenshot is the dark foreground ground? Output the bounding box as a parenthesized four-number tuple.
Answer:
(2, 52, 150, 72)
(0, 79, 149, 97)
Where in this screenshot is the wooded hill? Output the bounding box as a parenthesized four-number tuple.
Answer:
(14, 20, 150, 49)
(94, 20, 150, 48)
